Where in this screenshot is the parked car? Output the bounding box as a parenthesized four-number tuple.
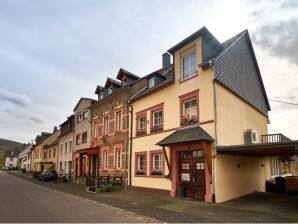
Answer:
(8, 164, 16, 170)
(38, 170, 58, 181)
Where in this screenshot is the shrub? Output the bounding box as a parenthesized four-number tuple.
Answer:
(96, 184, 124, 193)
(32, 171, 40, 179)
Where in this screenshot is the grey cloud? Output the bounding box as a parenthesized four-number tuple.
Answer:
(252, 19, 298, 65)
(29, 116, 44, 124)
(0, 88, 31, 107)
(281, 1, 298, 8)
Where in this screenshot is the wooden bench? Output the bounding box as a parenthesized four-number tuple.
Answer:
(285, 176, 298, 193)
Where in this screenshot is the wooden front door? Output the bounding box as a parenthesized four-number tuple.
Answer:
(178, 150, 206, 200)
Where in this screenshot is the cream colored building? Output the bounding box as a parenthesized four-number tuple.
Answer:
(129, 27, 298, 203)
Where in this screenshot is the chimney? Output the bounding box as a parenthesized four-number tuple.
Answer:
(53, 126, 57, 132)
(162, 52, 171, 68)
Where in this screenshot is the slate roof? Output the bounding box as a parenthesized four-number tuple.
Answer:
(212, 30, 270, 115)
(116, 68, 140, 80)
(129, 66, 174, 102)
(104, 78, 121, 87)
(167, 27, 270, 116)
(156, 125, 214, 146)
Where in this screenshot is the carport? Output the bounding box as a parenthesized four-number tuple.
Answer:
(214, 140, 298, 203)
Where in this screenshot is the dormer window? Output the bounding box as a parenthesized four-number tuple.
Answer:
(122, 77, 127, 86)
(108, 86, 113, 95)
(149, 77, 155, 88)
(99, 92, 103, 100)
(182, 50, 196, 79)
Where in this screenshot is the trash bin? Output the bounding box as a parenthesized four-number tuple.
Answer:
(176, 185, 185, 198)
(266, 181, 276, 193)
(275, 176, 285, 194)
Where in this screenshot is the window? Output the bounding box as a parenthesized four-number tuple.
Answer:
(196, 162, 205, 170)
(76, 134, 81, 145)
(152, 153, 162, 175)
(83, 110, 89, 120)
(53, 148, 56, 157)
(65, 142, 68, 153)
(104, 116, 109, 135)
(116, 111, 122, 132)
(60, 144, 63, 154)
(136, 154, 146, 175)
(59, 162, 62, 171)
(94, 121, 98, 137)
(108, 86, 113, 95)
(183, 98, 197, 117)
(182, 50, 196, 79)
(271, 157, 280, 177)
(82, 132, 87, 143)
(115, 148, 121, 169)
(48, 150, 51, 158)
(149, 77, 155, 88)
(153, 110, 162, 128)
(103, 150, 108, 169)
(138, 115, 146, 131)
(77, 113, 82, 123)
(69, 141, 72, 151)
(44, 152, 47, 159)
(99, 92, 104, 100)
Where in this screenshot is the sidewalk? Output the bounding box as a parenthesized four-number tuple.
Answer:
(8, 171, 296, 223)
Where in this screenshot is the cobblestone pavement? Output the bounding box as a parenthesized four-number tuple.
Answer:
(7, 171, 298, 223)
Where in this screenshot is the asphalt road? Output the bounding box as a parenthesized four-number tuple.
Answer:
(0, 171, 139, 223)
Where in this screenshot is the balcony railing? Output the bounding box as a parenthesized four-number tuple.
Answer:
(261, 133, 291, 144)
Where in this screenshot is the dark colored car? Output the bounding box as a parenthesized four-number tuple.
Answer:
(38, 170, 58, 181)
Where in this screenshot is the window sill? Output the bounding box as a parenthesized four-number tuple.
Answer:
(150, 127, 163, 133)
(180, 122, 198, 128)
(179, 73, 198, 84)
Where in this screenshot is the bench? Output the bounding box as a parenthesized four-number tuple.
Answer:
(285, 176, 298, 193)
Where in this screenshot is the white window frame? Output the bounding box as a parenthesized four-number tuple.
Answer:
(108, 86, 113, 95)
(115, 148, 121, 169)
(94, 121, 98, 137)
(153, 110, 162, 127)
(99, 92, 104, 100)
(104, 116, 109, 135)
(183, 98, 197, 117)
(138, 115, 146, 131)
(137, 154, 145, 172)
(271, 157, 280, 177)
(149, 77, 155, 88)
(181, 50, 197, 79)
(103, 150, 108, 169)
(152, 153, 162, 172)
(116, 111, 122, 131)
(69, 140, 72, 151)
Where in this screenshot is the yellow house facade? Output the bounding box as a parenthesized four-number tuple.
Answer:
(32, 128, 60, 172)
(129, 27, 297, 203)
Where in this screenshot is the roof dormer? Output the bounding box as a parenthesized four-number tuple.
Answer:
(116, 68, 140, 86)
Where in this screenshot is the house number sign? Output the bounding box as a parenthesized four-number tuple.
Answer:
(181, 173, 190, 181)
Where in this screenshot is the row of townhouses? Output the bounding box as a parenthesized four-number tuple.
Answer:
(19, 27, 298, 203)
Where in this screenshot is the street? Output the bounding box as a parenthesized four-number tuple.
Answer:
(0, 171, 142, 223)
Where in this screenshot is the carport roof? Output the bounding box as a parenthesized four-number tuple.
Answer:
(217, 141, 298, 157)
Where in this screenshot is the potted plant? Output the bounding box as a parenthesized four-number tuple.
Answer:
(151, 169, 162, 176)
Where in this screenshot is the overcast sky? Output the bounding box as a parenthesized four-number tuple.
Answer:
(0, 0, 297, 143)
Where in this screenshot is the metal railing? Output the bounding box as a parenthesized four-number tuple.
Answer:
(85, 175, 123, 192)
(261, 133, 291, 144)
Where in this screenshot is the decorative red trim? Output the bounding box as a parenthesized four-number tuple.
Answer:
(150, 103, 164, 133)
(114, 108, 123, 133)
(101, 146, 109, 169)
(131, 121, 214, 139)
(179, 89, 200, 127)
(179, 73, 198, 84)
(134, 151, 148, 176)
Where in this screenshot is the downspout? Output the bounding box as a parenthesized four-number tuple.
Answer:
(128, 102, 133, 186)
(210, 60, 218, 200)
(124, 88, 129, 187)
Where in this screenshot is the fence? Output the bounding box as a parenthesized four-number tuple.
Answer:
(86, 175, 123, 192)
